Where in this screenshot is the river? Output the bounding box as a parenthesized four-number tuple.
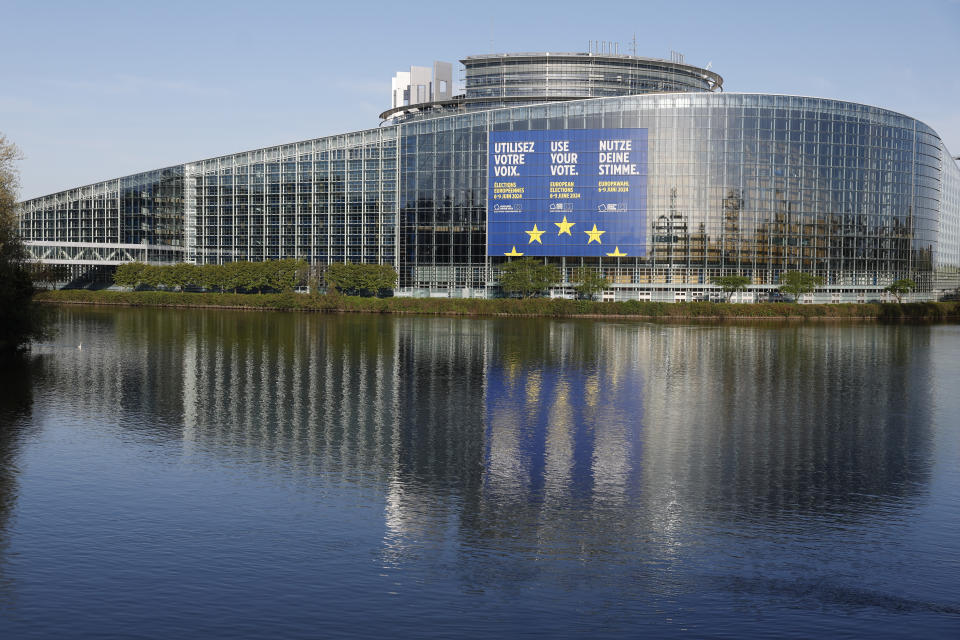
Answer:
(0, 307, 958, 638)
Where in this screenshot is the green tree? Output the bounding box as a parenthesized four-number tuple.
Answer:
(0, 133, 47, 353)
(199, 263, 226, 292)
(269, 258, 308, 293)
(498, 258, 560, 298)
(355, 264, 378, 296)
(324, 262, 359, 295)
(778, 271, 824, 303)
(140, 264, 164, 289)
(322, 263, 397, 297)
(372, 264, 398, 296)
(570, 267, 609, 300)
(713, 275, 752, 302)
(167, 262, 198, 291)
(113, 262, 147, 289)
(884, 278, 916, 304)
(247, 261, 272, 293)
(222, 261, 248, 293)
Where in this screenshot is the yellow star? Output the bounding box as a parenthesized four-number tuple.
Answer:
(606, 247, 627, 257)
(555, 216, 575, 236)
(584, 224, 606, 244)
(525, 224, 545, 244)
(504, 246, 524, 256)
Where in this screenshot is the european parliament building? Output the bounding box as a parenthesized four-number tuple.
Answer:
(17, 51, 960, 302)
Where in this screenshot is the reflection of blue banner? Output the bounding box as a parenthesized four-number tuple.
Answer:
(487, 128, 648, 257)
(483, 359, 645, 501)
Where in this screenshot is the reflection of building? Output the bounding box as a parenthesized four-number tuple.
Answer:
(637, 326, 934, 517)
(24, 310, 938, 582)
(17, 51, 960, 300)
(0, 357, 37, 595)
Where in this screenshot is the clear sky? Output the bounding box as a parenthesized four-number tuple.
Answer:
(2, 0, 958, 200)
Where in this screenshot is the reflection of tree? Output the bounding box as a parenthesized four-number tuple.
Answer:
(0, 354, 36, 594)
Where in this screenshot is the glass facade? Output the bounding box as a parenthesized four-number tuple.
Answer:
(463, 53, 721, 100)
(18, 167, 184, 283)
(19, 167, 183, 248)
(15, 56, 960, 301)
(184, 128, 398, 266)
(399, 93, 957, 300)
(936, 148, 960, 292)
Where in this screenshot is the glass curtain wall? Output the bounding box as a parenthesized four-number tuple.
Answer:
(935, 149, 960, 293)
(400, 93, 949, 297)
(188, 129, 398, 266)
(463, 55, 720, 100)
(19, 167, 184, 248)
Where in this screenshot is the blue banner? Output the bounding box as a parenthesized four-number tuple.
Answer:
(487, 128, 648, 257)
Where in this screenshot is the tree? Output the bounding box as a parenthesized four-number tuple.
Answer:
(570, 267, 609, 300)
(323, 263, 396, 297)
(355, 264, 379, 296)
(778, 271, 824, 303)
(498, 258, 560, 298)
(222, 261, 248, 293)
(269, 258, 308, 293)
(139, 264, 164, 289)
(713, 275, 751, 302)
(200, 263, 226, 292)
(114, 262, 148, 289)
(0, 133, 47, 354)
(167, 262, 198, 291)
(246, 261, 272, 294)
(324, 262, 359, 295)
(371, 264, 398, 296)
(884, 278, 916, 304)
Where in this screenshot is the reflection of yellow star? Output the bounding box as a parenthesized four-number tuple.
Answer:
(555, 216, 575, 236)
(504, 246, 524, 256)
(525, 224, 545, 244)
(584, 224, 606, 244)
(606, 246, 627, 257)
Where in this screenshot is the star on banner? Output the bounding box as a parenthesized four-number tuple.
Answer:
(555, 216, 575, 236)
(584, 224, 606, 244)
(504, 246, 524, 256)
(606, 247, 627, 257)
(525, 224, 545, 244)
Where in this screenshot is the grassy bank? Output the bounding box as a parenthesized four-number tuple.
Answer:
(33, 289, 960, 321)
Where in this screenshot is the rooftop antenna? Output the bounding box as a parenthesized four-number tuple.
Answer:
(631, 33, 637, 56)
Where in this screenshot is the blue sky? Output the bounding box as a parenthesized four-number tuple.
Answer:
(2, 0, 958, 200)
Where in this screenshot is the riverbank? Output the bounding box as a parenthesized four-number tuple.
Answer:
(33, 289, 960, 320)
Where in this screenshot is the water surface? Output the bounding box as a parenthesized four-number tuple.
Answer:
(0, 308, 958, 638)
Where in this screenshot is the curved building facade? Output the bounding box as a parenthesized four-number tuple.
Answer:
(464, 52, 722, 99)
(17, 52, 960, 301)
(381, 52, 722, 123)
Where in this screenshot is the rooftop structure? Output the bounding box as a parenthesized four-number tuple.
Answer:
(380, 51, 722, 123)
